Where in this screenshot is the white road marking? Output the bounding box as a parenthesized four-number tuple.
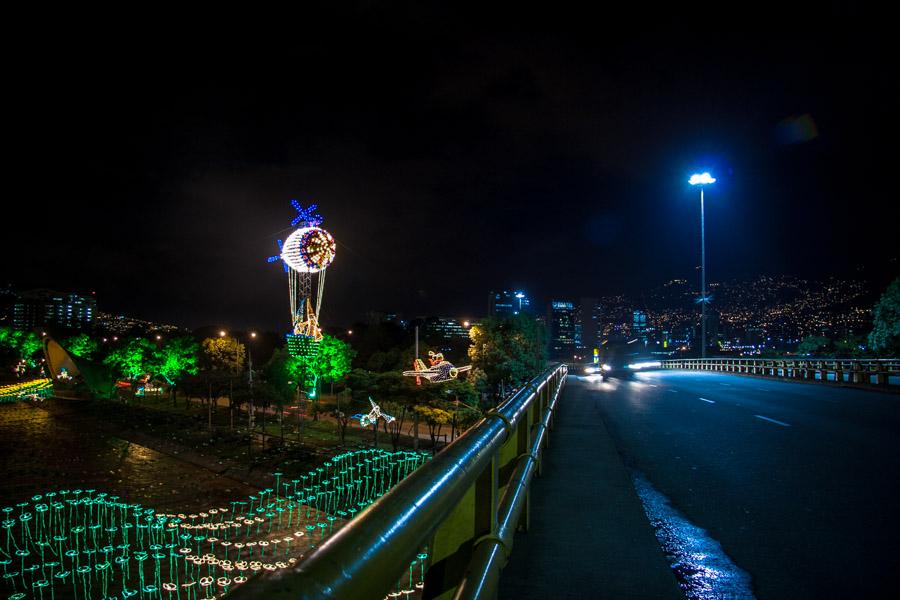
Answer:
(699, 397, 715, 404)
(649, 384, 659, 388)
(754, 415, 791, 427)
(719, 383, 731, 386)
(668, 390, 679, 393)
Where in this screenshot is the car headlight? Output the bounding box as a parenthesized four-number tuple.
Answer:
(601, 364, 612, 371)
(627, 361, 662, 370)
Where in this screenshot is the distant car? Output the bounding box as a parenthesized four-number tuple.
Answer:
(595, 338, 661, 379)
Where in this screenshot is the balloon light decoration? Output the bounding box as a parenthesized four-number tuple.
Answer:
(0, 378, 52, 403)
(0, 449, 431, 599)
(267, 201, 336, 358)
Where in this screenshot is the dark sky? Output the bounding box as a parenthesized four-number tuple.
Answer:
(4, 26, 895, 331)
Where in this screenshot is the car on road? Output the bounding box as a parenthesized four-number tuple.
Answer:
(586, 338, 661, 379)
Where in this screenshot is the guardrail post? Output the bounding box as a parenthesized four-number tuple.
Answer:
(851, 362, 863, 384)
(424, 455, 499, 600)
(517, 388, 535, 533)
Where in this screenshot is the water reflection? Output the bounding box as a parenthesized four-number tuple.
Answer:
(631, 471, 756, 599)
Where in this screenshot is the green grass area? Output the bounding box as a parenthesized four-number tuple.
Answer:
(75, 391, 434, 478)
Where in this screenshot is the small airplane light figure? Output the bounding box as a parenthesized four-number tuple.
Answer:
(352, 397, 396, 428)
(403, 351, 472, 383)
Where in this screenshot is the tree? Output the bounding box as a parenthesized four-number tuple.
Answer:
(103, 337, 154, 379)
(201, 337, 246, 373)
(832, 334, 868, 358)
(797, 335, 831, 357)
(439, 378, 481, 439)
(0, 327, 43, 367)
(468, 314, 547, 399)
(334, 389, 366, 445)
(414, 405, 452, 453)
(150, 336, 200, 405)
(63, 333, 98, 359)
(315, 334, 356, 385)
(374, 371, 419, 451)
(263, 347, 297, 442)
(869, 277, 900, 356)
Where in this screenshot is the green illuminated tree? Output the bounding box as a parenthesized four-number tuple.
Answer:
(869, 277, 900, 356)
(150, 336, 200, 405)
(63, 333, 98, 359)
(0, 328, 43, 367)
(103, 338, 155, 379)
(315, 334, 356, 385)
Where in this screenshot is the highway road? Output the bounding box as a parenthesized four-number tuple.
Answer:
(578, 370, 900, 598)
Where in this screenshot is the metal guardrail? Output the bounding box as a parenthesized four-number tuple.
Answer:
(663, 358, 900, 387)
(229, 363, 568, 600)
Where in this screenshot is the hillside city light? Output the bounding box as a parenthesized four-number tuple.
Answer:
(689, 172, 716, 357)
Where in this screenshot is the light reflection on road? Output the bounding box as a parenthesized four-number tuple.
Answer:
(631, 471, 756, 600)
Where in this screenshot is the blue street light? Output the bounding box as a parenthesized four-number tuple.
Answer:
(689, 172, 716, 186)
(690, 172, 716, 358)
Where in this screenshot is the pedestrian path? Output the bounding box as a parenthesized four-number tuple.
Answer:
(499, 378, 683, 599)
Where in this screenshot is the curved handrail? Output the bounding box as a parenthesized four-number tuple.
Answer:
(229, 363, 568, 599)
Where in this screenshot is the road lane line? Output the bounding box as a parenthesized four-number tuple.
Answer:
(698, 397, 715, 404)
(754, 415, 791, 427)
(668, 390, 679, 393)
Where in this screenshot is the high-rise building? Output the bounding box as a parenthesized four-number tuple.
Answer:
(13, 289, 96, 331)
(489, 290, 532, 318)
(633, 309, 647, 341)
(423, 317, 470, 342)
(579, 297, 601, 351)
(549, 300, 576, 358)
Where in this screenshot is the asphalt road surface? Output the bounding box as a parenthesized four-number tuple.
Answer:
(580, 370, 900, 599)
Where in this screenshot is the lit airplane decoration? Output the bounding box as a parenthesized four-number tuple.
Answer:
(403, 351, 472, 383)
(353, 398, 396, 428)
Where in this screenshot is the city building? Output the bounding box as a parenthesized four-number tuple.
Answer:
(488, 290, 531, 318)
(548, 300, 576, 358)
(13, 289, 96, 331)
(633, 309, 647, 339)
(423, 316, 470, 342)
(0, 285, 16, 325)
(579, 297, 601, 351)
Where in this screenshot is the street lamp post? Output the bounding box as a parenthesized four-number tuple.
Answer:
(248, 332, 257, 454)
(689, 172, 716, 358)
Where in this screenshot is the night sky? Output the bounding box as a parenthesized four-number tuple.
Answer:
(5, 27, 895, 331)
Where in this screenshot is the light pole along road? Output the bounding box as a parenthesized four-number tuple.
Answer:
(689, 172, 715, 358)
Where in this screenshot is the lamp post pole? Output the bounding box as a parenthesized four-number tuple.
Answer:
(700, 185, 707, 359)
(689, 172, 716, 359)
(248, 332, 257, 454)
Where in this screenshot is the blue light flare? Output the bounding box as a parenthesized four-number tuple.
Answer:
(689, 172, 716, 186)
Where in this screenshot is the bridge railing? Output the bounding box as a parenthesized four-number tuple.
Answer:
(662, 358, 900, 388)
(229, 363, 568, 600)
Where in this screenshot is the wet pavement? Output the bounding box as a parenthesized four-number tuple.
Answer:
(582, 371, 900, 599)
(632, 471, 755, 599)
(500, 378, 682, 599)
(0, 400, 257, 513)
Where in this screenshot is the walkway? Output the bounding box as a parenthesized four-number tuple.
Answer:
(499, 377, 682, 599)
